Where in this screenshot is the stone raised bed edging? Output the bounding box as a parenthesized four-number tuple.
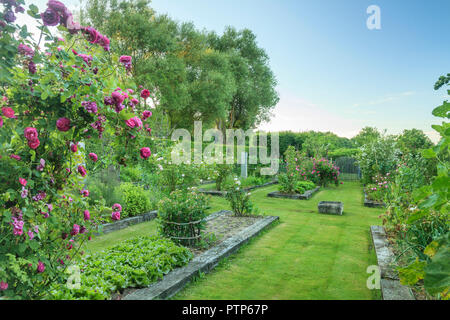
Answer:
(370, 226, 415, 300)
(99, 211, 158, 235)
(199, 180, 278, 197)
(99, 209, 231, 236)
(123, 213, 279, 300)
(364, 188, 386, 208)
(267, 186, 320, 200)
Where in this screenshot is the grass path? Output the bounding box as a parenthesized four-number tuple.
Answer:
(85, 181, 383, 299)
(173, 181, 383, 300)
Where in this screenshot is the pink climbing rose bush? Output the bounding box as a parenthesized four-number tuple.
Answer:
(0, 0, 154, 299)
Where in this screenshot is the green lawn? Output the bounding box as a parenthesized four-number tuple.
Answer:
(85, 181, 383, 299)
(174, 181, 383, 300)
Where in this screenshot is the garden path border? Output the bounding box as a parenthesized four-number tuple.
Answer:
(370, 226, 415, 300)
(199, 180, 278, 197)
(267, 186, 320, 200)
(123, 212, 279, 300)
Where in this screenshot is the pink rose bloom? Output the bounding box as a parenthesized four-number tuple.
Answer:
(112, 203, 122, 212)
(140, 147, 151, 159)
(56, 117, 71, 132)
(140, 89, 150, 99)
(37, 261, 45, 273)
(111, 211, 120, 221)
(70, 224, 80, 236)
(0, 281, 8, 291)
(88, 153, 98, 162)
(130, 98, 139, 105)
(119, 55, 132, 70)
(127, 89, 134, 94)
(133, 116, 142, 128)
(81, 189, 89, 197)
(27, 230, 34, 240)
(2, 107, 16, 118)
(77, 165, 87, 177)
(83, 210, 90, 221)
(0, 116, 3, 127)
(125, 118, 136, 128)
(28, 139, 40, 150)
(19, 178, 27, 186)
(70, 143, 78, 153)
(111, 91, 125, 104)
(142, 110, 152, 120)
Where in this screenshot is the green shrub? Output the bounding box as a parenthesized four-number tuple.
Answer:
(118, 183, 152, 218)
(120, 166, 142, 183)
(48, 236, 193, 300)
(158, 190, 210, 247)
(295, 181, 316, 194)
(226, 179, 259, 217)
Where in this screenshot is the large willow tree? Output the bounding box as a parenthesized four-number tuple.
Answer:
(82, 0, 278, 134)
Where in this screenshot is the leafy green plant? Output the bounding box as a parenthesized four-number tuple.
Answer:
(118, 183, 152, 218)
(157, 189, 210, 247)
(119, 166, 142, 183)
(294, 181, 316, 194)
(48, 236, 193, 300)
(226, 179, 259, 217)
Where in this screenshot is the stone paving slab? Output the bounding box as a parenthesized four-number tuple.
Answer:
(267, 186, 320, 200)
(370, 226, 415, 300)
(124, 215, 279, 300)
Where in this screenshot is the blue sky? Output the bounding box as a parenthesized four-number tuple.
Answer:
(18, 0, 450, 141)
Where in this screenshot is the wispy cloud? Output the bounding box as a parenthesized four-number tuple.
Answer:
(352, 91, 415, 108)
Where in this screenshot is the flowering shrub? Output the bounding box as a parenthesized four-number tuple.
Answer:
(0, 0, 153, 299)
(226, 178, 259, 217)
(279, 146, 339, 193)
(157, 189, 210, 247)
(365, 173, 391, 203)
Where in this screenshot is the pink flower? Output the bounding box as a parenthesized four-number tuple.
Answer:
(70, 143, 78, 153)
(112, 203, 122, 212)
(0, 281, 8, 291)
(82, 26, 100, 44)
(70, 224, 80, 236)
(142, 110, 152, 120)
(37, 261, 45, 273)
(119, 55, 132, 70)
(2, 107, 15, 118)
(27, 230, 35, 240)
(56, 117, 71, 132)
(23, 127, 38, 141)
(0, 116, 3, 127)
(18, 44, 34, 57)
(81, 189, 89, 197)
(88, 153, 98, 162)
(19, 178, 27, 186)
(111, 91, 125, 105)
(111, 211, 120, 221)
(140, 89, 150, 99)
(77, 165, 87, 177)
(83, 210, 90, 221)
(140, 147, 151, 159)
(41, 8, 60, 26)
(28, 139, 40, 150)
(125, 117, 143, 129)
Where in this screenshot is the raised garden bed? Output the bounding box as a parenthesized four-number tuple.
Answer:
(267, 186, 320, 200)
(370, 226, 415, 300)
(99, 210, 158, 235)
(199, 180, 278, 197)
(122, 210, 279, 300)
(364, 189, 386, 208)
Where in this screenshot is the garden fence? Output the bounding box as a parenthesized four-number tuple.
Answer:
(332, 156, 361, 181)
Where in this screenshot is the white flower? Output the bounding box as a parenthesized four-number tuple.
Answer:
(158, 164, 163, 171)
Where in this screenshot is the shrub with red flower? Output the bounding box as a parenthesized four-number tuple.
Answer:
(0, 0, 153, 299)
